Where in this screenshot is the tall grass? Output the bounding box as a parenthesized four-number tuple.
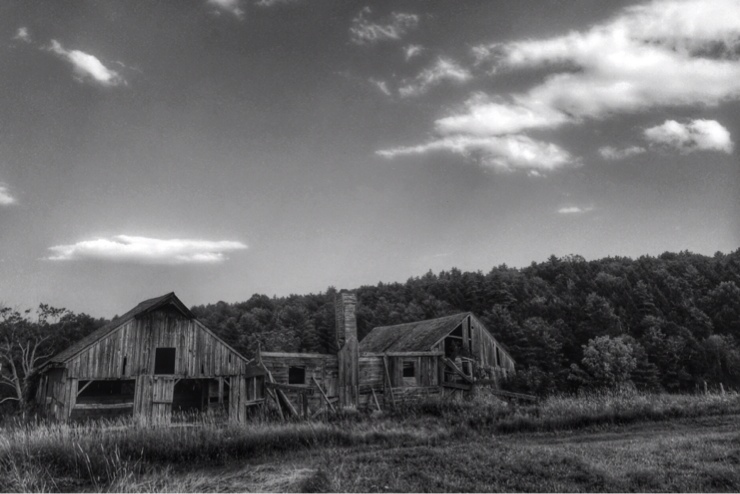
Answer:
(1, 390, 739, 491)
(0, 414, 448, 492)
(393, 388, 740, 434)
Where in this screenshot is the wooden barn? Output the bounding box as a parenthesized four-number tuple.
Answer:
(35, 292, 264, 423)
(259, 292, 516, 416)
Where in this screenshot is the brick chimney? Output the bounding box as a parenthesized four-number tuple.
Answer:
(335, 291, 357, 349)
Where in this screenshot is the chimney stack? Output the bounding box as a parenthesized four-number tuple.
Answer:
(335, 291, 357, 349)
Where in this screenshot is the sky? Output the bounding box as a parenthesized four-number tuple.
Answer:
(1, 0, 739, 317)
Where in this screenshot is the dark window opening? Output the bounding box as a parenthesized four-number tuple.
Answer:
(228, 354, 232, 363)
(201, 363, 205, 375)
(121, 356, 127, 376)
(495, 347, 501, 367)
(154, 347, 176, 375)
(288, 366, 305, 385)
(77, 379, 135, 404)
(403, 361, 415, 378)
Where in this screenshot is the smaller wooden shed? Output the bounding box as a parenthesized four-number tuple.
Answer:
(35, 293, 264, 423)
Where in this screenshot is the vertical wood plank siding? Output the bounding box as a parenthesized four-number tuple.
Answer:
(47, 306, 258, 423)
(65, 310, 248, 380)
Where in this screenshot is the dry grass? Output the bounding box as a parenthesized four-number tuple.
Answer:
(1, 391, 739, 492)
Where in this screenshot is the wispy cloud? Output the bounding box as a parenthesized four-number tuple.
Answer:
(350, 7, 419, 45)
(379, 0, 740, 173)
(208, 0, 245, 19)
(378, 134, 574, 173)
(470, 0, 740, 131)
(399, 58, 472, 97)
(644, 119, 734, 153)
(369, 78, 391, 96)
(47, 40, 125, 87)
(598, 145, 646, 160)
(46, 235, 247, 265)
(13, 27, 31, 43)
(558, 206, 592, 214)
(0, 184, 16, 206)
(404, 44, 423, 61)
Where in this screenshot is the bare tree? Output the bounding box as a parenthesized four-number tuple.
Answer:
(0, 305, 69, 410)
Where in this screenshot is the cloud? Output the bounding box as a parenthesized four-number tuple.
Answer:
(558, 206, 592, 214)
(47, 40, 125, 87)
(369, 78, 391, 96)
(644, 119, 734, 153)
(46, 235, 247, 265)
(379, 0, 740, 173)
(470, 0, 740, 128)
(208, 0, 245, 19)
(350, 7, 419, 45)
(404, 44, 423, 61)
(435, 93, 568, 136)
(598, 145, 646, 160)
(0, 184, 16, 206)
(13, 27, 31, 43)
(378, 134, 574, 173)
(399, 58, 472, 97)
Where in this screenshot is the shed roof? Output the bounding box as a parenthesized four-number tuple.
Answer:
(46, 292, 193, 365)
(359, 313, 470, 353)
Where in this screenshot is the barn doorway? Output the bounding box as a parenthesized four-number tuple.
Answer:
(172, 379, 208, 417)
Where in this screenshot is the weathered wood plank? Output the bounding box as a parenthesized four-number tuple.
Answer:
(265, 382, 315, 394)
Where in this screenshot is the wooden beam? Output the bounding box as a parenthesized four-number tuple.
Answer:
(265, 388, 284, 420)
(260, 352, 333, 359)
(73, 402, 134, 410)
(312, 376, 336, 414)
(76, 380, 94, 397)
(277, 389, 298, 417)
(383, 356, 396, 410)
(265, 382, 315, 395)
(443, 358, 473, 383)
(370, 387, 381, 412)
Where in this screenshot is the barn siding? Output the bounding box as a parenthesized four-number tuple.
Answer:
(261, 352, 339, 412)
(43, 301, 260, 423)
(65, 311, 247, 381)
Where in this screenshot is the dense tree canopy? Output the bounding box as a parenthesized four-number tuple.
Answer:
(192, 249, 740, 394)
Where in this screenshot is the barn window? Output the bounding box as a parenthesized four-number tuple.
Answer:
(403, 361, 416, 378)
(288, 366, 305, 385)
(402, 360, 416, 387)
(154, 347, 176, 375)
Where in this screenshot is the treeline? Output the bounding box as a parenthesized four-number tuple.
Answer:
(193, 249, 740, 395)
(2, 249, 739, 408)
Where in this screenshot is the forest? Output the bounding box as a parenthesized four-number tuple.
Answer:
(1, 248, 739, 410)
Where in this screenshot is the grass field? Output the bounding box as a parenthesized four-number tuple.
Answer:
(2, 391, 740, 492)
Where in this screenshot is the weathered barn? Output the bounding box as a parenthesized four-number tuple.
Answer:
(259, 292, 516, 415)
(35, 293, 264, 423)
(36, 291, 515, 422)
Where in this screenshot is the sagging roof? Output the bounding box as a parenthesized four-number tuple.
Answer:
(46, 292, 193, 365)
(360, 312, 470, 353)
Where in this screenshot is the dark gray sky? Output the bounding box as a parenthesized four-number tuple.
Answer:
(1, 0, 738, 316)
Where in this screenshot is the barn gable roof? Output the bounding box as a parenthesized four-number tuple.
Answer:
(46, 292, 194, 365)
(359, 313, 470, 353)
